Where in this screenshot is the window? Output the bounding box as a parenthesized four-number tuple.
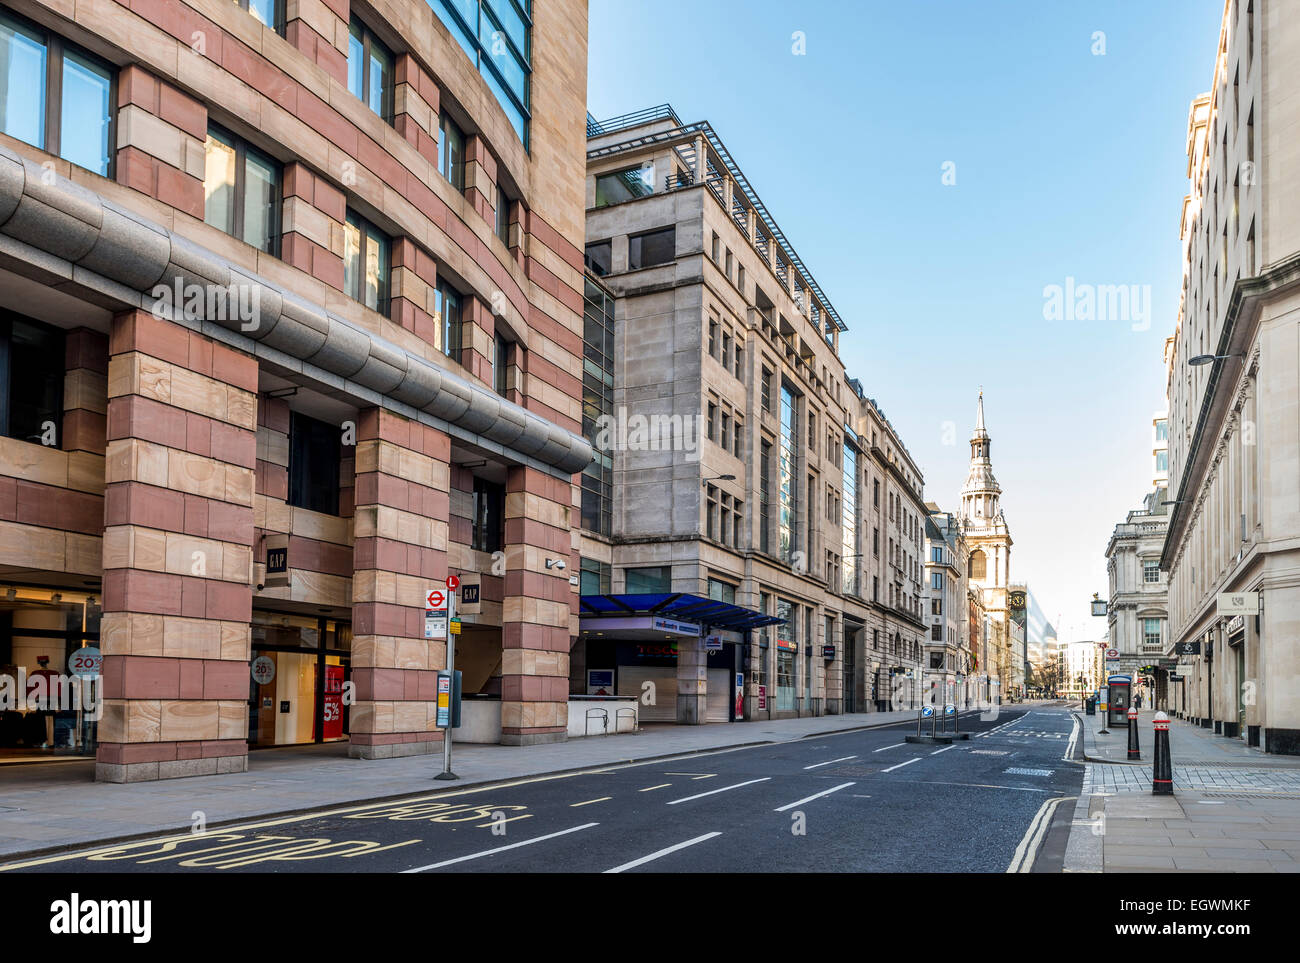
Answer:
(584, 240, 612, 277)
(236, 0, 281, 33)
(288, 412, 341, 515)
(438, 110, 465, 191)
(1155, 450, 1168, 473)
(580, 557, 611, 596)
(930, 572, 943, 591)
(706, 485, 718, 540)
(1142, 618, 1163, 650)
(427, 0, 531, 144)
(733, 417, 743, 458)
(759, 440, 772, 554)
(347, 17, 393, 122)
(625, 566, 670, 593)
(433, 280, 463, 360)
(761, 367, 772, 412)
(204, 125, 280, 254)
(707, 402, 717, 443)
(0, 10, 114, 176)
(734, 342, 744, 381)
(931, 546, 943, 563)
(1143, 560, 1160, 583)
(343, 210, 390, 313)
(582, 278, 614, 536)
(0, 311, 64, 445)
(471, 477, 504, 552)
(493, 332, 510, 397)
(711, 232, 720, 262)
(594, 165, 654, 207)
(969, 550, 986, 580)
(495, 185, 511, 245)
(628, 227, 675, 269)
(708, 320, 718, 358)
(725, 248, 733, 278)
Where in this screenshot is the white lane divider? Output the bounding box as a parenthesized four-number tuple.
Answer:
(803, 755, 857, 770)
(402, 822, 599, 873)
(773, 782, 855, 812)
(666, 777, 771, 806)
(873, 743, 906, 752)
(604, 832, 722, 873)
(1063, 715, 1080, 761)
(930, 745, 955, 755)
(1006, 797, 1072, 873)
(881, 757, 922, 773)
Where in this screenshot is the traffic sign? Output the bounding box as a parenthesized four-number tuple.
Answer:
(426, 588, 447, 610)
(1105, 648, 1119, 659)
(450, 617, 462, 636)
(921, 705, 934, 717)
(445, 575, 460, 591)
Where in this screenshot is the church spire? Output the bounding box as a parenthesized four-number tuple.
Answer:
(975, 388, 985, 434)
(961, 389, 1001, 523)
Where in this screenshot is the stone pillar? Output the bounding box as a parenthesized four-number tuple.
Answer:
(280, 163, 345, 293)
(676, 633, 706, 724)
(393, 53, 440, 167)
(285, 0, 348, 85)
(389, 238, 440, 347)
(349, 408, 449, 758)
(501, 466, 572, 744)
(97, 310, 257, 782)
(114, 65, 206, 218)
(459, 296, 495, 387)
(63, 329, 108, 456)
(465, 135, 498, 226)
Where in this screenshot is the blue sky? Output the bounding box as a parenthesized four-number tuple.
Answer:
(588, 0, 1224, 645)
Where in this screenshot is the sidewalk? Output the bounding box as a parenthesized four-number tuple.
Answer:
(0, 708, 926, 861)
(1064, 708, 1300, 873)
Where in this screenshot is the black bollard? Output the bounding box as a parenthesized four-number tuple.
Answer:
(1152, 711, 1173, 795)
(1127, 706, 1140, 760)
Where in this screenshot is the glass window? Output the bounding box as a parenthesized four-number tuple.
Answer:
(493, 332, 510, 397)
(471, 477, 504, 552)
(1143, 560, 1160, 583)
(584, 240, 612, 277)
(707, 578, 736, 604)
(580, 557, 611, 596)
(204, 125, 280, 254)
(0, 312, 64, 445)
(347, 17, 393, 123)
(1155, 419, 1168, 441)
(238, 0, 282, 32)
(931, 572, 943, 591)
(1155, 450, 1168, 473)
(495, 185, 511, 244)
(427, 0, 531, 145)
(594, 166, 654, 207)
(1143, 618, 1162, 649)
(625, 566, 670, 593)
(628, 227, 675, 269)
(344, 210, 390, 313)
(288, 412, 341, 515)
(438, 111, 465, 191)
(0, 12, 113, 177)
(433, 280, 463, 360)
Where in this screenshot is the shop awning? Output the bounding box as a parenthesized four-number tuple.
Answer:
(579, 593, 783, 631)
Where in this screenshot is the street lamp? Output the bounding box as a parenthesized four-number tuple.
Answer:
(1188, 352, 1244, 366)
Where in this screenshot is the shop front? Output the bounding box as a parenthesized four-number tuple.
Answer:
(248, 610, 352, 748)
(0, 584, 101, 760)
(577, 593, 779, 724)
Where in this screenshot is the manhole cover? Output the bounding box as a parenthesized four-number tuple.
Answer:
(1004, 767, 1054, 777)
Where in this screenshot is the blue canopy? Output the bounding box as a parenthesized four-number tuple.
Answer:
(579, 593, 783, 631)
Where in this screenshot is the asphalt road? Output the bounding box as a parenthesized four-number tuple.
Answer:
(2, 705, 1084, 874)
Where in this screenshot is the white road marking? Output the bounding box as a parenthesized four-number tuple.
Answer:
(916, 780, 1048, 793)
(873, 743, 906, 752)
(402, 823, 598, 873)
(803, 755, 857, 770)
(1064, 715, 1080, 761)
(666, 777, 771, 805)
(604, 832, 722, 873)
(1006, 797, 1071, 873)
(930, 745, 955, 755)
(570, 796, 611, 807)
(774, 782, 855, 811)
(881, 757, 922, 773)
(639, 783, 672, 792)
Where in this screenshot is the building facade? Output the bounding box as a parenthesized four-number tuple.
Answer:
(0, 0, 593, 779)
(1106, 488, 1171, 707)
(1161, 0, 1300, 753)
(578, 105, 926, 722)
(924, 505, 971, 706)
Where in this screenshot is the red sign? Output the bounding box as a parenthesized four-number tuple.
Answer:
(445, 575, 460, 591)
(758, 685, 767, 710)
(316, 664, 345, 740)
(426, 589, 446, 610)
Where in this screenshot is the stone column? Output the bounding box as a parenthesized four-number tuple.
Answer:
(349, 408, 449, 758)
(501, 466, 572, 744)
(284, 0, 348, 85)
(97, 309, 257, 782)
(114, 66, 206, 218)
(676, 632, 706, 725)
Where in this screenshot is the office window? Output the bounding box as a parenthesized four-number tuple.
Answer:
(734, 343, 744, 381)
(760, 367, 772, 412)
(720, 412, 731, 452)
(930, 572, 943, 591)
(706, 485, 717, 540)
(343, 210, 389, 313)
(579, 557, 611, 596)
(493, 332, 510, 397)
(0, 312, 64, 445)
(0, 10, 114, 177)
(733, 417, 743, 458)
(1155, 419, 1168, 441)
(347, 17, 393, 122)
(288, 412, 341, 515)
(471, 477, 505, 552)
(628, 227, 675, 269)
(759, 440, 772, 554)
(1142, 618, 1162, 649)
(708, 319, 718, 358)
(433, 280, 463, 360)
(438, 111, 465, 191)
(625, 566, 671, 593)
(236, 0, 282, 32)
(725, 248, 733, 278)
(584, 240, 612, 277)
(1143, 560, 1160, 583)
(204, 125, 280, 254)
(711, 232, 720, 262)
(1155, 450, 1168, 473)
(708, 578, 736, 604)
(427, 0, 531, 144)
(594, 165, 654, 207)
(495, 185, 511, 245)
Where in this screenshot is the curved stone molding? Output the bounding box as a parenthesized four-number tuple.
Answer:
(0, 144, 593, 475)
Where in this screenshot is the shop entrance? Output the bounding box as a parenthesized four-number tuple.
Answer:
(248, 611, 352, 748)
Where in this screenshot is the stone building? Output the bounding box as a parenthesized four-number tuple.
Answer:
(577, 105, 925, 722)
(0, 0, 593, 778)
(924, 504, 970, 706)
(1161, 0, 1300, 753)
(1105, 488, 1170, 706)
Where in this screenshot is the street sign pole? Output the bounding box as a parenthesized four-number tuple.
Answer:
(436, 577, 459, 781)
